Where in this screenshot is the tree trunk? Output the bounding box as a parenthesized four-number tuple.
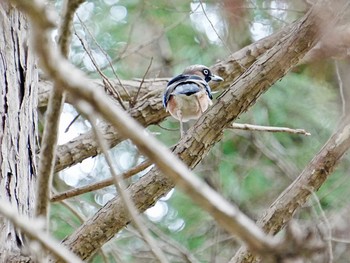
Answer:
(0, 2, 37, 261)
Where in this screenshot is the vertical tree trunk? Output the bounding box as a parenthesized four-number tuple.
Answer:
(0, 2, 37, 261)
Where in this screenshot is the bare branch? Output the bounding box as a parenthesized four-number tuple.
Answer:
(335, 61, 346, 117)
(51, 159, 151, 202)
(230, 123, 311, 135)
(131, 57, 153, 107)
(74, 28, 127, 110)
(198, 0, 231, 53)
(76, 15, 131, 100)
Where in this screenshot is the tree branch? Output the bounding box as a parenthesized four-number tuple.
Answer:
(230, 123, 311, 136)
(0, 200, 84, 263)
(230, 116, 350, 263)
(35, 0, 85, 219)
(51, 159, 152, 202)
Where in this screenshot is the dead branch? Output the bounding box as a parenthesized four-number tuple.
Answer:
(230, 123, 311, 135)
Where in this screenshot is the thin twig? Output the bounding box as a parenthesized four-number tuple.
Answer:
(308, 189, 333, 263)
(0, 200, 84, 263)
(76, 15, 131, 100)
(230, 123, 311, 136)
(329, 237, 350, 244)
(51, 160, 152, 202)
(131, 57, 153, 107)
(64, 113, 80, 133)
(74, 30, 127, 110)
(198, 0, 231, 53)
(147, 221, 200, 263)
(78, 101, 169, 263)
(334, 60, 346, 117)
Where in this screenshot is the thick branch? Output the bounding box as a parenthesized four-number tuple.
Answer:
(38, 22, 350, 107)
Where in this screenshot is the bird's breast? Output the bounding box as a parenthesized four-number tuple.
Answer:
(167, 90, 212, 122)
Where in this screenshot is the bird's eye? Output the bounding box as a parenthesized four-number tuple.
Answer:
(203, 69, 209, 75)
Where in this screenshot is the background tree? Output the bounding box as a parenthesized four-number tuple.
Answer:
(1, 0, 350, 262)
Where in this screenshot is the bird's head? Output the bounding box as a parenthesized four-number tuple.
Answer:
(183, 64, 223, 83)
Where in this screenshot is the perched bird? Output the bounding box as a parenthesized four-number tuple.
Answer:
(163, 65, 223, 137)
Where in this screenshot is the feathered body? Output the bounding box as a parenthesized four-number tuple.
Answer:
(163, 65, 223, 136)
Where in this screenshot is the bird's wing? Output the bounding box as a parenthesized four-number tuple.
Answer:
(163, 75, 213, 107)
(187, 76, 213, 100)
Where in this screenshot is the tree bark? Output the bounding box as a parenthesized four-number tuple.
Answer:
(0, 2, 37, 261)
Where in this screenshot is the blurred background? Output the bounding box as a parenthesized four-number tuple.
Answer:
(48, 0, 350, 262)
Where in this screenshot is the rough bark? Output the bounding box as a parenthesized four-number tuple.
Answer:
(0, 2, 37, 261)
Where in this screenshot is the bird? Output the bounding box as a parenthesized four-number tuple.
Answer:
(163, 65, 223, 137)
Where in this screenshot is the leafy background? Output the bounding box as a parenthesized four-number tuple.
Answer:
(48, 0, 350, 262)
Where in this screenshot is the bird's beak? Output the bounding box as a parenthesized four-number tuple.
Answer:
(210, 74, 224, 82)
